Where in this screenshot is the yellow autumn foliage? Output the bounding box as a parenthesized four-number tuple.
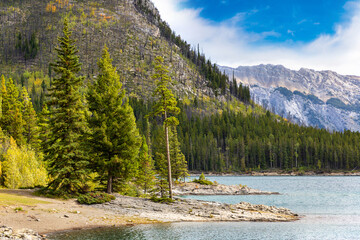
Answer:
(1, 137, 47, 189)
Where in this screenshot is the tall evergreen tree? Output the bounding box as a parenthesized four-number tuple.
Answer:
(45, 19, 88, 195)
(136, 136, 155, 194)
(21, 87, 40, 149)
(87, 46, 140, 194)
(169, 126, 188, 181)
(148, 56, 180, 199)
(154, 152, 170, 198)
(38, 104, 50, 153)
(1, 78, 24, 145)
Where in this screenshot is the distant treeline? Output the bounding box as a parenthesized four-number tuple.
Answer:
(131, 97, 360, 172)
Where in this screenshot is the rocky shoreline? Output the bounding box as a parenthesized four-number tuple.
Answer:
(173, 182, 279, 195)
(0, 226, 46, 240)
(94, 194, 299, 222)
(0, 187, 298, 239)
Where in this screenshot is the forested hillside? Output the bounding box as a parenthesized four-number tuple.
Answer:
(0, 0, 250, 112)
(0, 0, 359, 194)
(131, 98, 360, 172)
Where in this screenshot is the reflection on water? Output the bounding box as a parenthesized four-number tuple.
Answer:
(49, 176, 360, 240)
(49, 220, 360, 240)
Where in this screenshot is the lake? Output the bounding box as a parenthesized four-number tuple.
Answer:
(49, 176, 360, 240)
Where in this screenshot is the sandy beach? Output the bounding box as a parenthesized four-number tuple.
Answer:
(0, 189, 157, 235)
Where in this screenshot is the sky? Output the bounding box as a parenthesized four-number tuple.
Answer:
(151, 0, 360, 76)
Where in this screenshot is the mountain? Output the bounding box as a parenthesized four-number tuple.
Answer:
(220, 64, 360, 132)
(0, 0, 236, 112)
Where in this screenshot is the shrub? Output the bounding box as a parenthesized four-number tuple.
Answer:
(191, 173, 214, 185)
(192, 179, 214, 185)
(150, 195, 174, 204)
(114, 181, 141, 197)
(77, 192, 115, 205)
(35, 187, 74, 199)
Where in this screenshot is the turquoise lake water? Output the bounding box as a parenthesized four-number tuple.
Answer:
(49, 176, 360, 240)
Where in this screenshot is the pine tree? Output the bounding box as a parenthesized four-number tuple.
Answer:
(148, 56, 180, 199)
(145, 119, 152, 157)
(87, 46, 140, 194)
(45, 19, 89, 195)
(169, 126, 188, 181)
(136, 136, 155, 194)
(154, 152, 169, 198)
(38, 104, 50, 152)
(1, 78, 24, 145)
(21, 87, 40, 149)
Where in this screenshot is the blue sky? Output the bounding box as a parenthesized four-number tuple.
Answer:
(152, 0, 360, 75)
(181, 0, 349, 44)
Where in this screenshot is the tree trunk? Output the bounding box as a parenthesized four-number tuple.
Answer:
(165, 112, 173, 199)
(107, 174, 113, 194)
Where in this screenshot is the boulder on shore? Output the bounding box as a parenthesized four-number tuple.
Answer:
(0, 226, 46, 240)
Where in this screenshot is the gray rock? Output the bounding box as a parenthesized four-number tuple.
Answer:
(0, 226, 45, 240)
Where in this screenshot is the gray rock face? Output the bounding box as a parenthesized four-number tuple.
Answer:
(220, 64, 360, 132)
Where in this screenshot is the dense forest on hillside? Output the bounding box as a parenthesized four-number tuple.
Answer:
(130, 98, 360, 172)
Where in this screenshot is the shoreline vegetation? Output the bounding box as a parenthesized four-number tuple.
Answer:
(190, 170, 360, 176)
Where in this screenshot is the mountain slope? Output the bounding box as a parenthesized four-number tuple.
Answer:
(220, 64, 360, 132)
(0, 0, 223, 108)
(0, 0, 255, 115)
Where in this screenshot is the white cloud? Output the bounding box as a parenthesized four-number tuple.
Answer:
(152, 0, 360, 76)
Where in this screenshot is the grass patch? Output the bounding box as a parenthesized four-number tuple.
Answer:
(0, 193, 50, 206)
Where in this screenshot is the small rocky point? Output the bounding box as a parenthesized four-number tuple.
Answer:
(173, 182, 279, 195)
(0, 226, 46, 240)
(95, 195, 299, 222)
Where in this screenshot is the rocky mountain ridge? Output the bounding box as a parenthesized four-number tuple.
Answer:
(221, 64, 360, 104)
(220, 64, 360, 132)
